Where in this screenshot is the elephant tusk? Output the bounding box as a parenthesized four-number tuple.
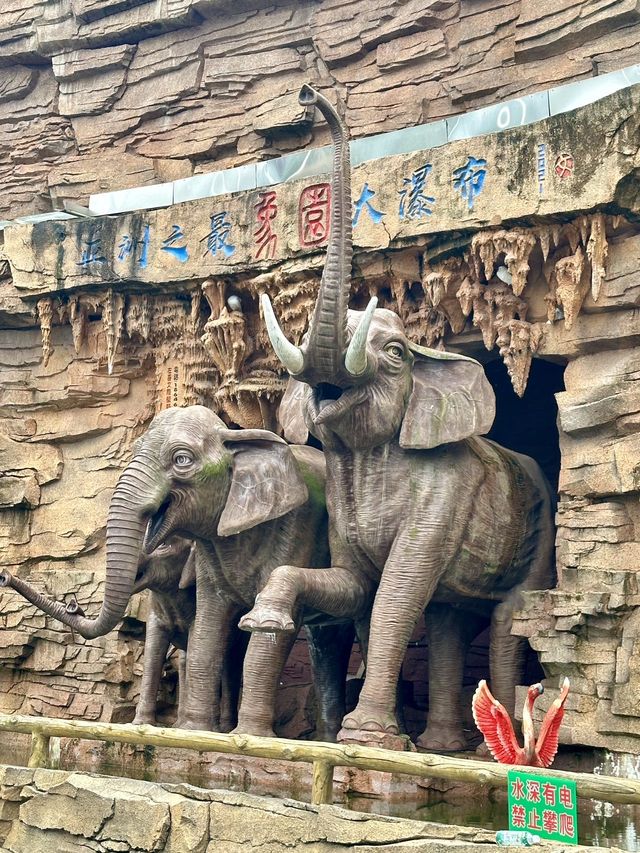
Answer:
(344, 296, 377, 377)
(261, 293, 305, 375)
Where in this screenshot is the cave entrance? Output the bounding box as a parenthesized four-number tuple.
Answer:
(485, 356, 566, 492)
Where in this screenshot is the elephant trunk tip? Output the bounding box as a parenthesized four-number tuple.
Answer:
(66, 596, 85, 617)
(299, 84, 318, 106)
(0, 570, 12, 588)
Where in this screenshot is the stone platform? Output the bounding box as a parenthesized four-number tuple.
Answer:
(0, 764, 627, 853)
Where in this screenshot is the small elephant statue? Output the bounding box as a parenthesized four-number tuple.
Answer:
(243, 85, 556, 751)
(131, 535, 247, 730)
(1, 407, 359, 739)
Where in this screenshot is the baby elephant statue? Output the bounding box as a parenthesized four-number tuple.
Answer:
(131, 535, 247, 730)
(0, 406, 357, 740)
(242, 85, 556, 751)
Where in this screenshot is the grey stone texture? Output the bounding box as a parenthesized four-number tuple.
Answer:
(0, 764, 625, 852)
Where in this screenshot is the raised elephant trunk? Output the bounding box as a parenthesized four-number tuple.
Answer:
(261, 84, 376, 386)
(0, 456, 158, 640)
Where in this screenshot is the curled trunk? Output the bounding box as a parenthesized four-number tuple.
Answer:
(0, 457, 158, 639)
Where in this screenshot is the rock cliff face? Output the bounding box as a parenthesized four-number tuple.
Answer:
(2, 1, 640, 758)
(1, 0, 639, 221)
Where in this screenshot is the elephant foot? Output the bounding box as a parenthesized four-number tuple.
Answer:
(231, 722, 276, 738)
(238, 599, 296, 633)
(176, 717, 212, 732)
(132, 711, 157, 727)
(339, 703, 399, 735)
(416, 724, 468, 753)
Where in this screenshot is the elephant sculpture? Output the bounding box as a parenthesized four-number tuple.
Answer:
(0, 407, 355, 739)
(131, 535, 247, 730)
(240, 85, 556, 751)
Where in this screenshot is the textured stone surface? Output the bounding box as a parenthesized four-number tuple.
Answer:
(2, 0, 640, 762)
(0, 764, 620, 853)
(0, 0, 638, 218)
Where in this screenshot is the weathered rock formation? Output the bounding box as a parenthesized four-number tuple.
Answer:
(2, 1, 640, 762)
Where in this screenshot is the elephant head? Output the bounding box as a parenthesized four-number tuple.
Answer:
(0, 406, 308, 638)
(133, 535, 195, 595)
(263, 85, 495, 452)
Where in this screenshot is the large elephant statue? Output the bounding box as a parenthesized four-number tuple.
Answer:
(0, 407, 358, 739)
(130, 535, 247, 731)
(240, 85, 555, 750)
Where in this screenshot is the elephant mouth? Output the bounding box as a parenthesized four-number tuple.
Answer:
(143, 497, 174, 555)
(312, 383, 367, 425)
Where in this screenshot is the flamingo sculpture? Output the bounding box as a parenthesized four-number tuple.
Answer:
(472, 678, 570, 767)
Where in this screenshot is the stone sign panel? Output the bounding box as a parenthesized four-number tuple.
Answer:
(4, 85, 640, 297)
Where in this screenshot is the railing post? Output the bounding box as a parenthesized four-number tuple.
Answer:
(27, 732, 50, 769)
(311, 759, 334, 805)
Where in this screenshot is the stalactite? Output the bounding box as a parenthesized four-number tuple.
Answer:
(55, 299, 67, 324)
(422, 258, 467, 334)
(102, 290, 125, 375)
(536, 227, 551, 263)
(561, 223, 581, 254)
(554, 245, 588, 331)
(586, 212, 608, 301)
(190, 288, 202, 337)
(126, 295, 151, 342)
(500, 320, 544, 398)
(36, 298, 54, 367)
(68, 296, 87, 354)
(470, 229, 536, 295)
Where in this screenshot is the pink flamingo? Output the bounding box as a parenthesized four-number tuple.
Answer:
(472, 678, 570, 768)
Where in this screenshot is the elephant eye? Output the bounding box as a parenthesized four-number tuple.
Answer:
(384, 342, 405, 359)
(173, 451, 194, 468)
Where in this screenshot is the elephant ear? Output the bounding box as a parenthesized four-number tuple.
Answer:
(279, 377, 310, 444)
(399, 342, 495, 450)
(217, 429, 308, 536)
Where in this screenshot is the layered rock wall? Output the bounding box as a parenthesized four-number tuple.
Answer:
(2, 2, 640, 757)
(1, 0, 640, 221)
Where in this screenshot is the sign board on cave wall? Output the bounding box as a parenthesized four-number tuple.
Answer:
(4, 86, 640, 296)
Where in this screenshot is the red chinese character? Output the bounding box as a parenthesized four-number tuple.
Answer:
(254, 191, 278, 260)
(559, 812, 575, 838)
(542, 782, 556, 806)
(559, 785, 573, 809)
(299, 183, 331, 247)
(542, 810, 558, 833)
(528, 808, 541, 830)
(526, 780, 541, 803)
(511, 805, 526, 827)
(554, 153, 574, 179)
(511, 778, 525, 800)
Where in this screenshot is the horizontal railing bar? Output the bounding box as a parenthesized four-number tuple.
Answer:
(1, 713, 639, 806)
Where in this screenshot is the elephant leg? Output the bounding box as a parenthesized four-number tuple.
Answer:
(417, 604, 484, 752)
(175, 649, 187, 727)
(341, 543, 443, 736)
(306, 622, 354, 742)
(133, 607, 171, 726)
(219, 627, 249, 732)
(181, 576, 240, 731)
(239, 565, 373, 633)
(233, 630, 297, 737)
(489, 595, 528, 719)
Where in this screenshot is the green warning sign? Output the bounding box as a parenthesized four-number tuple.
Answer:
(507, 769, 578, 844)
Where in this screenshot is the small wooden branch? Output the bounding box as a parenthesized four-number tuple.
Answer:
(311, 759, 334, 805)
(2, 713, 640, 806)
